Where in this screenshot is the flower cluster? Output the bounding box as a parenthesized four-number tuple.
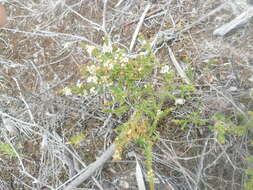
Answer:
(62, 87, 72, 96)
(78, 41, 159, 97)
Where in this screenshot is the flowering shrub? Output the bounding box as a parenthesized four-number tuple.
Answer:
(63, 36, 195, 189)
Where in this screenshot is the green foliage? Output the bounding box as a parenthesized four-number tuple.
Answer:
(0, 142, 16, 157)
(207, 58, 219, 67)
(69, 35, 195, 190)
(244, 112, 253, 190)
(245, 157, 253, 190)
(68, 134, 86, 146)
(172, 111, 206, 130)
(211, 111, 252, 144)
(210, 111, 253, 190)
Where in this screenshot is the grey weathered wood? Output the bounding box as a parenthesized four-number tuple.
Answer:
(213, 7, 253, 36)
(248, 0, 253, 5)
(168, 47, 190, 85)
(64, 144, 116, 190)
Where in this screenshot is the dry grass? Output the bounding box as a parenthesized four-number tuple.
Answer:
(0, 0, 253, 190)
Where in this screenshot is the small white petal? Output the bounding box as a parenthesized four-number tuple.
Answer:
(63, 87, 72, 96)
(103, 43, 112, 53)
(76, 80, 83, 88)
(87, 76, 98, 84)
(122, 57, 129, 62)
(86, 45, 96, 56)
(175, 98, 185, 105)
(160, 65, 170, 74)
(89, 87, 97, 95)
(87, 65, 97, 74)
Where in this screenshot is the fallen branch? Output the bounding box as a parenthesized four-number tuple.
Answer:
(63, 144, 116, 190)
(205, 81, 247, 119)
(213, 7, 253, 36)
(153, 3, 226, 47)
(129, 3, 151, 52)
(167, 46, 190, 84)
(179, 3, 227, 34)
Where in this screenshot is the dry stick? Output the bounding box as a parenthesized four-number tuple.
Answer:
(123, 8, 163, 28)
(166, 4, 225, 84)
(3, 133, 53, 189)
(205, 81, 247, 119)
(63, 144, 116, 190)
(179, 3, 227, 35)
(154, 4, 226, 49)
(129, 3, 151, 52)
(65, 4, 102, 31)
(194, 140, 208, 190)
(115, 0, 125, 8)
(12, 77, 35, 124)
(102, 0, 108, 32)
(213, 7, 253, 36)
(167, 46, 190, 84)
(1, 27, 101, 48)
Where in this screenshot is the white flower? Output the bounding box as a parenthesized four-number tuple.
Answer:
(76, 80, 83, 88)
(160, 65, 170, 74)
(175, 98, 185, 105)
(141, 39, 147, 45)
(115, 53, 121, 60)
(104, 82, 113, 87)
(82, 90, 88, 97)
(103, 43, 112, 53)
(138, 52, 146, 56)
(64, 42, 72, 49)
(157, 110, 162, 116)
(119, 57, 129, 63)
(103, 60, 114, 70)
(87, 65, 97, 74)
(63, 87, 72, 96)
(89, 87, 97, 95)
(87, 76, 98, 84)
(86, 45, 96, 56)
(101, 76, 109, 83)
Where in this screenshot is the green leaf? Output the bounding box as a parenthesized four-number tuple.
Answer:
(112, 105, 130, 116)
(68, 134, 86, 145)
(0, 143, 16, 157)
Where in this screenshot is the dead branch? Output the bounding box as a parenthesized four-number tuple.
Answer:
(167, 46, 190, 84)
(63, 144, 116, 190)
(122, 8, 163, 28)
(129, 3, 151, 52)
(179, 3, 227, 34)
(213, 7, 253, 36)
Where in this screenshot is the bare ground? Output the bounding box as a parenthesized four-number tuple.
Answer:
(0, 0, 253, 190)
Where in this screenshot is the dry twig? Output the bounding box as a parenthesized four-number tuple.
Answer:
(213, 7, 253, 36)
(63, 144, 116, 190)
(167, 46, 190, 84)
(129, 3, 151, 52)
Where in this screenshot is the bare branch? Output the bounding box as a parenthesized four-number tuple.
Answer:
(129, 3, 151, 52)
(213, 7, 253, 36)
(62, 144, 116, 190)
(167, 46, 190, 84)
